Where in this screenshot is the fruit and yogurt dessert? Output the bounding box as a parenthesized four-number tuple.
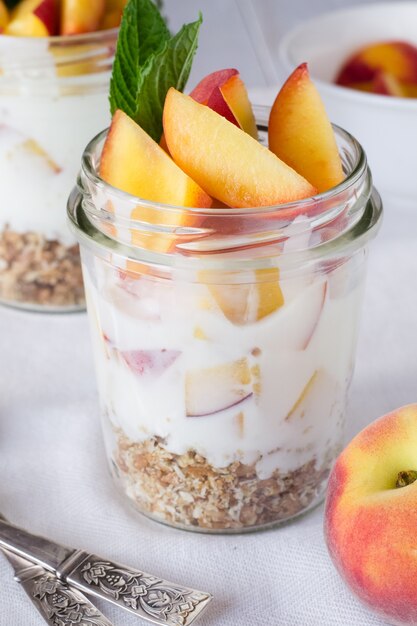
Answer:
(0, 0, 129, 310)
(69, 0, 382, 531)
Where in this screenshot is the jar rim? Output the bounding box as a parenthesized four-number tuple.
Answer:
(69, 106, 383, 273)
(80, 114, 367, 216)
(0, 27, 118, 46)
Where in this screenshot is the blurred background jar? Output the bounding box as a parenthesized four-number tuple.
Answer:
(0, 8, 118, 311)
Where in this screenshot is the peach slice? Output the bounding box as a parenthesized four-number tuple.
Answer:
(190, 69, 238, 104)
(190, 68, 258, 138)
(5, 0, 57, 36)
(269, 63, 344, 194)
(100, 0, 127, 29)
(200, 268, 284, 325)
(120, 349, 180, 378)
(61, 0, 105, 35)
(163, 88, 316, 208)
(220, 73, 258, 138)
(100, 110, 212, 253)
(185, 358, 253, 417)
(336, 41, 417, 87)
(280, 279, 327, 350)
(0, 1, 9, 32)
(101, 109, 212, 207)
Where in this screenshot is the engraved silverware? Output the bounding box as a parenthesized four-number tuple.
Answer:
(0, 517, 212, 626)
(2, 548, 114, 626)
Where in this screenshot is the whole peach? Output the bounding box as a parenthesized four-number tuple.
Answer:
(324, 404, 417, 625)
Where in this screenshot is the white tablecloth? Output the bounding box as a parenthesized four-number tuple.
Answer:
(1, 1, 417, 622)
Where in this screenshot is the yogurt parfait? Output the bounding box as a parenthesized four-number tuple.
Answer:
(69, 1, 382, 532)
(0, 0, 127, 310)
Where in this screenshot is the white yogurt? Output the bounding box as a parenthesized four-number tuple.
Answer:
(83, 251, 365, 478)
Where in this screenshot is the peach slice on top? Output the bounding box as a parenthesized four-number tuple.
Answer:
(5, 0, 57, 36)
(100, 109, 212, 253)
(61, 0, 105, 35)
(269, 63, 344, 194)
(0, 0, 9, 32)
(100, 0, 127, 29)
(190, 69, 258, 138)
(163, 88, 316, 208)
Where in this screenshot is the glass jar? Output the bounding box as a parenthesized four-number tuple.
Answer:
(68, 111, 382, 532)
(0, 29, 117, 311)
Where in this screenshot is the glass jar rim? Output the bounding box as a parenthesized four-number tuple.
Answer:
(69, 107, 383, 274)
(0, 27, 118, 46)
(81, 117, 367, 216)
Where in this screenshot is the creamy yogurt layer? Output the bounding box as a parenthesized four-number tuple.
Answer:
(84, 251, 364, 482)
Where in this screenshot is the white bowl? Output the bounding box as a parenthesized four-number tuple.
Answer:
(278, 2, 417, 202)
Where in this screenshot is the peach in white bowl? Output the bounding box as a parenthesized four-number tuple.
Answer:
(278, 1, 417, 203)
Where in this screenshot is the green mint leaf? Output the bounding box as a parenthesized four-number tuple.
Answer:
(133, 14, 203, 141)
(109, 0, 170, 117)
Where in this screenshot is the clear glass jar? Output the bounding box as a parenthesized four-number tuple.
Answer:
(68, 111, 382, 532)
(0, 29, 117, 311)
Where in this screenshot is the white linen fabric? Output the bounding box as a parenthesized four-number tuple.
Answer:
(1, 2, 417, 623)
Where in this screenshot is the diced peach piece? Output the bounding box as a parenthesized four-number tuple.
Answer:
(4, 0, 57, 37)
(120, 349, 180, 378)
(100, 0, 127, 29)
(372, 71, 406, 96)
(220, 74, 258, 138)
(190, 68, 258, 138)
(0, 0, 9, 32)
(280, 279, 327, 350)
(185, 358, 253, 417)
(200, 268, 284, 325)
(336, 41, 417, 86)
(163, 88, 316, 208)
(6, 0, 57, 36)
(269, 63, 344, 194)
(22, 138, 62, 173)
(61, 0, 105, 35)
(100, 110, 212, 253)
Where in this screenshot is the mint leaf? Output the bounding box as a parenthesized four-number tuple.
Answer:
(109, 0, 170, 118)
(133, 15, 202, 141)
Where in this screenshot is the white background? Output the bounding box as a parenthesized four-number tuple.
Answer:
(1, 1, 417, 625)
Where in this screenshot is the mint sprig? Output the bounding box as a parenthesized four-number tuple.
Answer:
(110, 0, 202, 142)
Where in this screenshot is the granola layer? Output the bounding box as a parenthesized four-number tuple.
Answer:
(114, 430, 332, 531)
(0, 226, 85, 309)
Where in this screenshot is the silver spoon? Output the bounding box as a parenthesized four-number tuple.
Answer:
(2, 547, 114, 626)
(0, 515, 212, 626)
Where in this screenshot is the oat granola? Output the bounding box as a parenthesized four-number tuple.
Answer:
(0, 226, 85, 309)
(113, 430, 332, 531)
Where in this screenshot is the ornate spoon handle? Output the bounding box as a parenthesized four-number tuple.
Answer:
(2, 549, 114, 626)
(65, 552, 212, 626)
(0, 517, 212, 626)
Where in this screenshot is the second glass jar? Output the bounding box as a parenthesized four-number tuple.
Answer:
(0, 30, 116, 311)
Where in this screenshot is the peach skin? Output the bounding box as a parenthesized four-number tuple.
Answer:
(269, 63, 344, 194)
(163, 88, 316, 208)
(190, 68, 258, 137)
(324, 404, 417, 625)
